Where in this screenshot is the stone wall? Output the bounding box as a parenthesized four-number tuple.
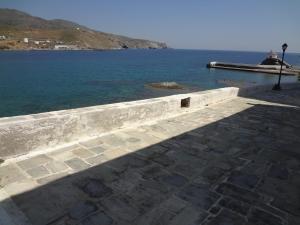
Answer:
(0, 87, 240, 159)
(1, 82, 298, 159)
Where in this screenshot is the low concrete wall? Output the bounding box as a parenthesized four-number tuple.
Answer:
(238, 82, 300, 96)
(0, 87, 240, 159)
(1, 82, 299, 159)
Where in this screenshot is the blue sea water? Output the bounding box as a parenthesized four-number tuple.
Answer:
(0, 49, 299, 117)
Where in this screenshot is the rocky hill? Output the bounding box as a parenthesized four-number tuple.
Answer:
(0, 8, 167, 50)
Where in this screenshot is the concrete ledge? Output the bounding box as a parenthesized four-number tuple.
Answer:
(0, 82, 298, 159)
(0, 87, 240, 159)
(238, 82, 300, 96)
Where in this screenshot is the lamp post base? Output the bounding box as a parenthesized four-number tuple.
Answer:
(272, 84, 281, 91)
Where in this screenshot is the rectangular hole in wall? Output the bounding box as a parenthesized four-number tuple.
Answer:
(181, 97, 191, 108)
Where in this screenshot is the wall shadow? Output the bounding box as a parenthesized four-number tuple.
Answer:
(238, 85, 300, 107)
(1, 94, 300, 225)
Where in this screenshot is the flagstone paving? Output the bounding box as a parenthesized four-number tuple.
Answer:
(0, 85, 300, 225)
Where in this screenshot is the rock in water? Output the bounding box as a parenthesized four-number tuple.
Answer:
(148, 82, 184, 90)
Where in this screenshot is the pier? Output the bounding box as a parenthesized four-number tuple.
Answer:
(207, 61, 300, 75)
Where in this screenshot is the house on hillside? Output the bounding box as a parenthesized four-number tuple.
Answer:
(54, 45, 79, 50)
(0, 35, 6, 40)
(33, 39, 51, 45)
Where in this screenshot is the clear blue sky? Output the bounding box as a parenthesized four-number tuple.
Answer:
(1, 0, 299, 52)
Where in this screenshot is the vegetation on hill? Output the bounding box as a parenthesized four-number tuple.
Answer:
(0, 8, 167, 50)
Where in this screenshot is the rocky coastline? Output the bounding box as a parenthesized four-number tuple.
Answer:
(0, 9, 168, 51)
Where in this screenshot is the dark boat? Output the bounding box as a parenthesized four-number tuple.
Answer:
(207, 51, 300, 75)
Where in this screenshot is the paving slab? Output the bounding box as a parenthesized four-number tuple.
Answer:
(64, 158, 90, 172)
(26, 166, 50, 179)
(44, 161, 69, 173)
(17, 155, 53, 170)
(0, 164, 27, 187)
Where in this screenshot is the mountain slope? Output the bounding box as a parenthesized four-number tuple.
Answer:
(0, 8, 167, 50)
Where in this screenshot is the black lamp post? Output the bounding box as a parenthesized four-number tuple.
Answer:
(272, 43, 288, 90)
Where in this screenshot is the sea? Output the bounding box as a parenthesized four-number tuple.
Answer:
(0, 49, 299, 117)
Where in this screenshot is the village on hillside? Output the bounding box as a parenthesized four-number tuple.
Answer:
(0, 33, 82, 50)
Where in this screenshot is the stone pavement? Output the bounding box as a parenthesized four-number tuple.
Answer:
(0, 86, 300, 225)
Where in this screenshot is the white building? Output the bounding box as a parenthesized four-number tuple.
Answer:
(54, 45, 78, 50)
(0, 35, 6, 40)
(24, 38, 29, 43)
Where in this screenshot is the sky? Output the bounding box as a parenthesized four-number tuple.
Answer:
(0, 0, 299, 52)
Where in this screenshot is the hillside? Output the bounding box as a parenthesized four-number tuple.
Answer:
(0, 8, 167, 50)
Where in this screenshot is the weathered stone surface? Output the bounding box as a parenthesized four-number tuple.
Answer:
(209, 205, 221, 215)
(17, 155, 52, 170)
(72, 148, 95, 159)
(13, 177, 86, 225)
(81, 211, 113, 225)
(248, 207, 283, 225)
(240, 160, 268, 176)
(160, 196, 187, 214)
(139, 163, 169, 180)
(106, 154, 149, 173)
(134, 208, 175, 225)
(272, 195, 300, 216)
(123, 129, 162, 146)
(135, 144, 168, 159)
(194, 166, 226, 185)
(86, 154, 109, 165)
(218, 197, 250, 215)
(37, 172, 69, 185)
(45, 161, 69, 173)
(102, 148, 128, 161)
(168, 206, 208, 225)
(227, 170, 259, 189)
(256, 176, 300, 216)
(204, 209, 246, 225)
(101, 195, 140, 222)
(177, 184, 220, 210)
(164, 151, 207, 177)
(216, 183, 260, 204)
(98, 134, 125, 147)
(255, 202, 288, 221)
(126, 137, 140, 143)
(288, 215, 300, 225)
(3, 179, 38, 196)
(48, 147, 78, 161)
(149, 153, 175, 167)
(0, 164, 26, 187)
(79, 138, 104, 149)
(160, 173, 188, 187)
(110, 169, 143, 193)
(65, 158, 90, 171)
(78, 178, 112, 198)
(215, 157, 244, 171)
(88, 146, 107, 154)
(126, 179, 171, 213)
(68, 201, 98, 220)
(268, 164, 289, 180)
(26, 165, 50, 178)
